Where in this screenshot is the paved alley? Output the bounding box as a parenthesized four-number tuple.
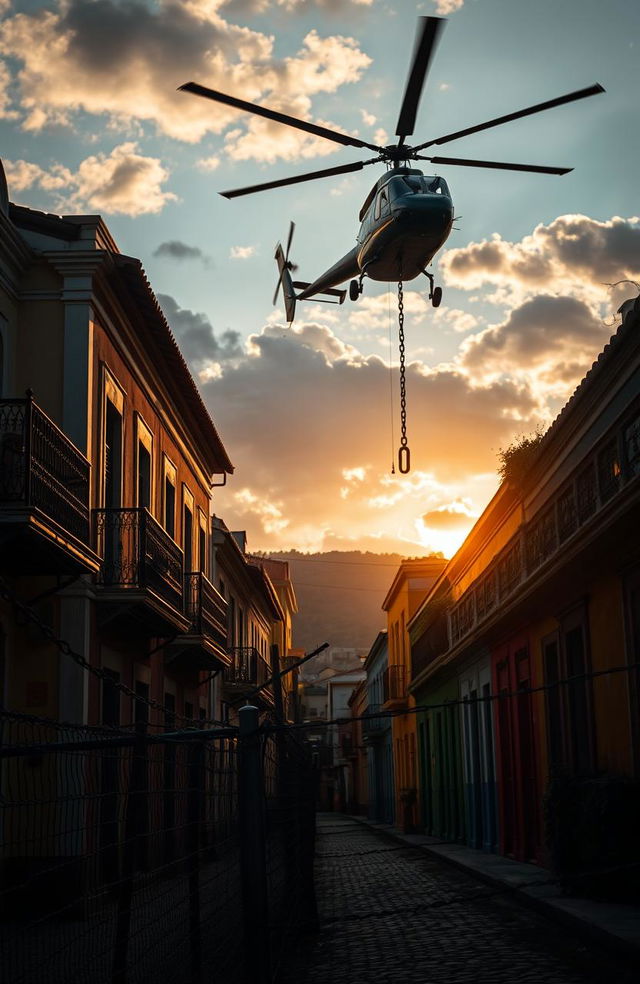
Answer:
(276, 815, 638, 984)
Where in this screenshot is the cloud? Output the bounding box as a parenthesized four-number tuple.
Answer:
(202, 319, 541, 550)
(157, 293, 243, 380)
(459, 294, 611, 397)
(0, 2, 372, 157)
(276, 0, 372, 8)
(422, 499, 477, 530)
(153, 240, 211, 265)
(441, 214, 640, 307)
(232, 487, 289, 536)
(196, 155, 221, 172)
(434, 0, 464, 13)
(230, 245, 256, 259)
(5, 143, 176, 216)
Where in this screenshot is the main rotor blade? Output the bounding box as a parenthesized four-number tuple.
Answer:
(414, 83, 605, 151)
(220, 160, 372, 199)
(179, 82, 382, 153)
(396, 17, 444, 141)
(420, 155, 572, 175)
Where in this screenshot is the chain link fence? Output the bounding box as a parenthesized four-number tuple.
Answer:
(0, 709, 317, 984)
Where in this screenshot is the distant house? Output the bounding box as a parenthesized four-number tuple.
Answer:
(381, 558, 447, 831)
(363, 630, 395, 824)
(211, 519, 285, 719)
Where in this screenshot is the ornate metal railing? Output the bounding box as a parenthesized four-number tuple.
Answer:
(362, 703, 386, 737)
(224, 647, 271, 690)
(383, 664, 406, 703)
(0, 395, 90, 544)
(184, 572, 227, 648)
(94, 507, 183, 613)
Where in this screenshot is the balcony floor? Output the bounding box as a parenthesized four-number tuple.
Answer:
(0, 509, 99, 576)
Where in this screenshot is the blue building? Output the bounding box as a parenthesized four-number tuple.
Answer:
(363, 631, 395, 824)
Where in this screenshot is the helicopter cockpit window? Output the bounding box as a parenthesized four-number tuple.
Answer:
(374, 189, 389, 220)
(402, 176, 423, 194)
(426, 176, 450, 195)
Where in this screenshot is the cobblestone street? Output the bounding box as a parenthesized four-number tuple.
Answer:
(277, 815, 638, 984)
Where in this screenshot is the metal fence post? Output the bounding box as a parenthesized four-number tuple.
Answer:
(112, 733, 145, 984)
(238, 705, 270, 984)
(188, 739, 204, 984)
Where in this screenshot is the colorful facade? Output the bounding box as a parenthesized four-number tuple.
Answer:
(409, 296, 640, 867)
(363, 631, 395, 824)
(382, 558, 447, 831)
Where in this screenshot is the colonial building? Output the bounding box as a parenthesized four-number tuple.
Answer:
(381, 558, 447, 831)
(0, 167, 233, 731)
(363, 630, 395, 824)
(409, 296, 640, 871)
(211, 520, 283, 719)
(249, 555, 299, 721)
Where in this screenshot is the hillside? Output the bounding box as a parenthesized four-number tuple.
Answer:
(263, 550, 436, 653)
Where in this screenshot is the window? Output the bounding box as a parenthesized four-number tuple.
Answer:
(543, 607, 595, 775)
(543, 633, 564, 772)
(163, 457, 177, 538)
(597, 438, 621, 504)
(102, 369, 125, 509)
(135, 415, 153, 510)
(183, 486, 194, 574)
(105, 401, 122, 509)
(374, 189, 388, 220)
(623, 411, 640, 478)
(229, 595, 236, 646)
(198, 509, 207, 574)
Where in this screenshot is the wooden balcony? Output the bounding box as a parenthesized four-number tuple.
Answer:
(166, 572, 229, 672)
(94, 507, 189, 636)
(383, 664, 407, 707)
(0, 396, 98, 575)
(223, 647, 274, 707)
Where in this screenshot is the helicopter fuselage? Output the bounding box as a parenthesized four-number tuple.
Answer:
(298, 168, 453, 301)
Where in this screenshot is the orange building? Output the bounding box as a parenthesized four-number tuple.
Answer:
(382, 558, 447, 830)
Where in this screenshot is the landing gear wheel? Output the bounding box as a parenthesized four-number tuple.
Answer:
(432, 286, 442, 308)
(349, 279, 361, 302)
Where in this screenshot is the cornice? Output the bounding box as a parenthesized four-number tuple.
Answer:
(0, 209, 32, 289)
(409, 475, 639, 694)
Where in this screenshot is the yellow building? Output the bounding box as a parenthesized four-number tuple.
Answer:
(382, 558, 447, 830)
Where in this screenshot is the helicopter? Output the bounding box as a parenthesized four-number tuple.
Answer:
(180, 16, 604, 322)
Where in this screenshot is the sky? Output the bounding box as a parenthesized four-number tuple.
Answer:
(1, 0, 639, 558)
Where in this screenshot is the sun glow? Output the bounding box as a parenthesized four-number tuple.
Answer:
(414, 517, 473, 560)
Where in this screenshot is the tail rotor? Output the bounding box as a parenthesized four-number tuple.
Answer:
(273, 221, 298, 306)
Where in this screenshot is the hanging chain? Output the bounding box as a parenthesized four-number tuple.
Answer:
(397, 278, 411, 474)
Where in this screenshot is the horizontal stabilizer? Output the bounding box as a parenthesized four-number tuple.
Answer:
(293, 281, 346, 305)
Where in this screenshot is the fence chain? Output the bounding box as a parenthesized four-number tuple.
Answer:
(0, 574, 225, 729)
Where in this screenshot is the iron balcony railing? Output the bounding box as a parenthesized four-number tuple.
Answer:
(383, 664, 407, 703)
(184, 571, 227, 648)
(0, 395, 91, 544)
(94, 507, 184, 613)
(362, 703, 386, 737)
(224, 647, 271, 690)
